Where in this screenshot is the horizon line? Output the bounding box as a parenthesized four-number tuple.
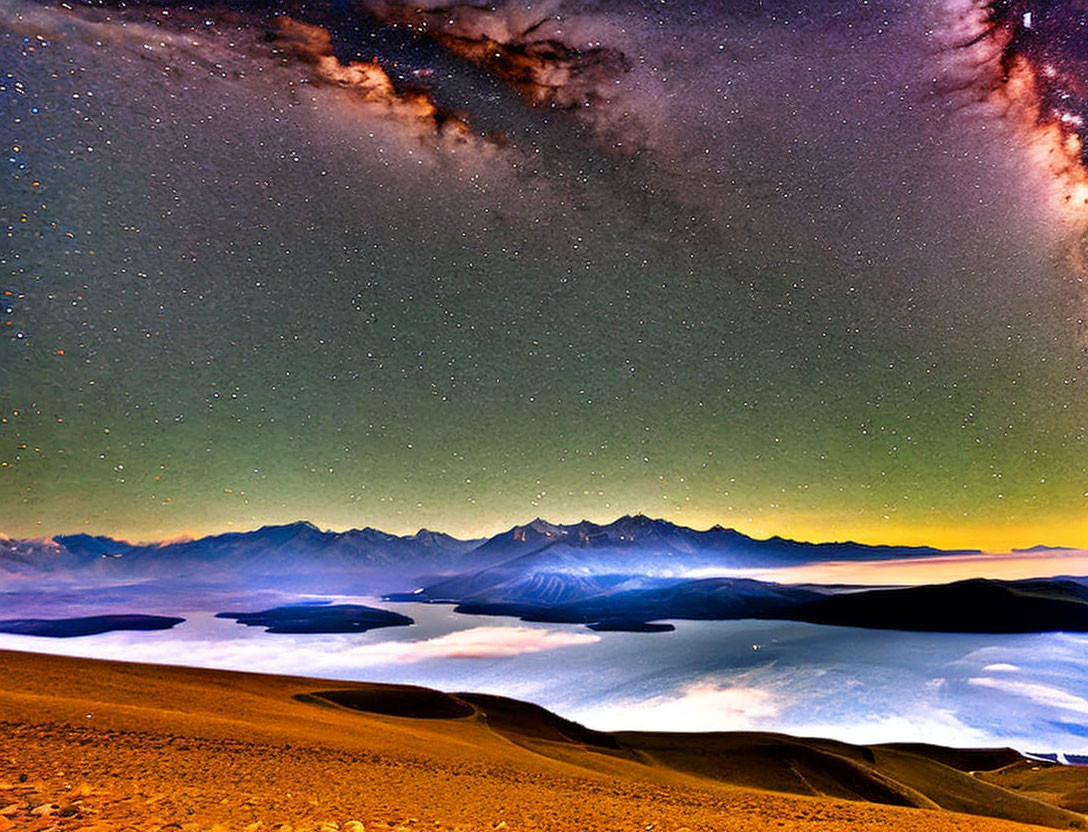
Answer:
(4, 512, 1077, 555)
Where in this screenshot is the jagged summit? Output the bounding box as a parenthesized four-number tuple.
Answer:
(264, 520, 323, 537)
(515, 518, 569, 537)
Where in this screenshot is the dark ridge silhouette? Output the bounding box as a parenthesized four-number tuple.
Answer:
(303, 687, 475, 719)
(0, 614, 185, 638)
(216, 604, 413, 634)
(408, 573, 1088, 634)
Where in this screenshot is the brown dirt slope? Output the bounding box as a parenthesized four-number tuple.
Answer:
(979, 761, 1088, 814)
(0, 649, 1083, 832)
(879, 743, 1026, 773)
(615, 731, 1086, 829)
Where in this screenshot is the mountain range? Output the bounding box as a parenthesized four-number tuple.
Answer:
(4, 515, 1086, 634)
(0, 514, 981, 590)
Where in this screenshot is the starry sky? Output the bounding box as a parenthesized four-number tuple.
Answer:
(3, 0, 1088, 549)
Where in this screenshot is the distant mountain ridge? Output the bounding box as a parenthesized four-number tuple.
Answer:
(0, 514, 981, 589)
(0, 521, 486, 589)
(396, 572, 1088, 634)
(464, 514, 977, 566)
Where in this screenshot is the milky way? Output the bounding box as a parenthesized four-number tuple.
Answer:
(978, 0, 1088, 158)
(3, 0, 1088, 548)
(942, 0, 1088, 232)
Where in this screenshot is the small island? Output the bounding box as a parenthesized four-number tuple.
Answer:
(587, 619, 676, 633)
(0, 614, 186, 638)
(216, 604, 413, 634)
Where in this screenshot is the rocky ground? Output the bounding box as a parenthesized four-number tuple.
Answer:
(0, 650, 1082, 832)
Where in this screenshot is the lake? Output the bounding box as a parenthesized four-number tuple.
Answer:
(1, 594, 1085, 755)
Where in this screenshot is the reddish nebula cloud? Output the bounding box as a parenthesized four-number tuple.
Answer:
(952, 0, 1088, 209)
(979, 0, 1088, 141)
(270, 16, 475, 142)
(361, 2, 631, 110)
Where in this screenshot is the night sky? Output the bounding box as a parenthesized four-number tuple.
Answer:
(3, 0, 1088, 549)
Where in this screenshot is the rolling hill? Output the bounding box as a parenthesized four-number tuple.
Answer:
(0, 649, 1084, 832)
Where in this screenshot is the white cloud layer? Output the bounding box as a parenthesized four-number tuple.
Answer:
(969, 676, 1088, 716)
(0, 625, 599, 676)
(572, 676, 780, 733)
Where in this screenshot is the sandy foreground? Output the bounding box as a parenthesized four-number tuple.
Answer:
(0, 649, 1084, 832)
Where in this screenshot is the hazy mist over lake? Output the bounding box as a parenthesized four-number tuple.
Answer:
(3, 597, 1085, 755)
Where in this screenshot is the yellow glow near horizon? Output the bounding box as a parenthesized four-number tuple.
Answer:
(22, 507, 1088, 559)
